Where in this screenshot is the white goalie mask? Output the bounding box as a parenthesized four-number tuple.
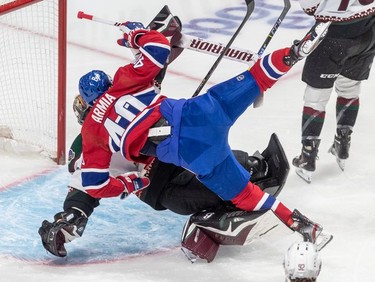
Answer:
(283, 242, 322, 282)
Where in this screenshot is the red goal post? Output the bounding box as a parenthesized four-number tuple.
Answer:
(0, 0, 67, 164)
(0, 0, 42, 15)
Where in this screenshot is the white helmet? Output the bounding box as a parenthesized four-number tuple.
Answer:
(283, 242, 322, 282)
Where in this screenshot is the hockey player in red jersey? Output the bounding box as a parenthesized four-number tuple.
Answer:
(39, 30, 290, 257)
(59, 21, 330, 253)
(39, 81, 286, 258)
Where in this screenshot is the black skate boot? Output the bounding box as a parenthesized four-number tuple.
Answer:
(292, 139, 320, 183)
(284, 21, 331, 66)
(329, 127, 352, 171)
(290, 209, 322, 243)
(39, 208, 88, 257)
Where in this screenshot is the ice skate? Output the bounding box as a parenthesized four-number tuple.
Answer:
(294, 166, 314, 184)
(329, 127, 352, 171)
(290, 210, 333, 252)
(292, 139, 320, 183)
(39, 208, 88, 257)
(290, 209, 322, 243)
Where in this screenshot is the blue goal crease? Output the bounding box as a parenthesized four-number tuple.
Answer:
(0, 166, 187, 264)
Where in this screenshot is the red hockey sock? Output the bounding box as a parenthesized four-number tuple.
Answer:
(231, 182, 265, 211)
(231, 182, 293, 226)
(249, 47, 292, 93)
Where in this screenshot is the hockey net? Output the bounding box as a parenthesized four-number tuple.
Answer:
(0, 0, 66, 164)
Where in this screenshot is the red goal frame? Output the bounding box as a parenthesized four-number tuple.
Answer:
(0, 0, 42, 16)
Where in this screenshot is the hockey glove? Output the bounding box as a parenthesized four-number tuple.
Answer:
(117, 21, 149, 49)
(38, 208, 88, 257)
(116, 172, 150, 199)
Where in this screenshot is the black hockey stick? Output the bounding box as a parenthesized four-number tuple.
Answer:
(257, 0, 291, 57)
(192, 0, 255, 97)
(253, 0, 291, 107)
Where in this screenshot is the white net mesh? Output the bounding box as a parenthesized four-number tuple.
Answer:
(0, 0, 15, 5)
(0, 0, 60, 159)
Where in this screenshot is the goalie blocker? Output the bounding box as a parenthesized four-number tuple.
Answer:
(181, 133, 290, 262)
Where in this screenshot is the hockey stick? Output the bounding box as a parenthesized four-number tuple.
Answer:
(253, 0, 291, 107)
(77, 11, 258, 66)
(257, 0, 291, 57)
(173, 34, 257, 66)
(192, 0, 255, 97)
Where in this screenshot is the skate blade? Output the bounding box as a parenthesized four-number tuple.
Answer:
(181, 247, 197, 263)
(336, 158, 345, 171)
(328, 146, 345, 171)
(295, 168, 313, 184)
(316, 232, 333, 251)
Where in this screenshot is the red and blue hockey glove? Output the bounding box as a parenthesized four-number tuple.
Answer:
(117, 21, 149, 49)
(116, 172, 150, 199)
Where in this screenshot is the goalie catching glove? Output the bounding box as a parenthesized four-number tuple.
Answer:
(38, 208, 88, 257)
(117, 21, 149, 49)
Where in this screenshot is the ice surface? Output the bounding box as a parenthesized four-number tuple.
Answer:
(0, 0, 374, 281)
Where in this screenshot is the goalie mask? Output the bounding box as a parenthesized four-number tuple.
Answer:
(283, 242, 322, 282)
(78, 70, 112, 106)
(73, 95, 90, 125)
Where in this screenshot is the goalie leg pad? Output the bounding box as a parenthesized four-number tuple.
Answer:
(181, 219, 219, 263)
(188, 208, 286, 246)
(180, 207, 292, 262)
